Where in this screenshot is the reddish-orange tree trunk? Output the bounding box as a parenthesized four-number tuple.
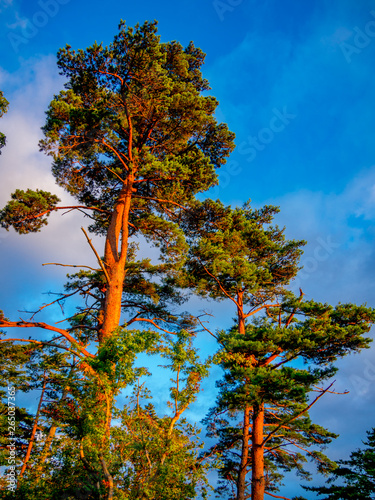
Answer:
(101, 177, 134, 342)
(237, 405, 251, 500)
(251, 403, 265, 500)
(237, 291, 250, 500)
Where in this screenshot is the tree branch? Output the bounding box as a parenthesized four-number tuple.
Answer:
(81, 227, 110, 283)
(43, 262, 100, 271)
(265, 491, 292, 500)
(263, 382, 335, 446)
(0, 320, 94, 358)
(0, 338, 88, 358)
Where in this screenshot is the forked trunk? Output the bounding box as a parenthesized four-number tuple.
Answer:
(100, 177, 133, 342)
(96, 178, 133, 498)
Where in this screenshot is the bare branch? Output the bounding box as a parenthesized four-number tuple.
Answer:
(263, 382, 335, 446)
(81, 227, 110, 284)
(126, 317, 176, 335)
(265, 491, 292, 499)
(43, 263, 100, 272)
(12, 205, 110, 225)
(195, 314, 219, 340)
(198, 258, 240, 308)
(0, 319, 94, 358)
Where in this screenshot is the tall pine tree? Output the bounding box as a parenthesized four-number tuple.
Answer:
(182, 200, 375, 500)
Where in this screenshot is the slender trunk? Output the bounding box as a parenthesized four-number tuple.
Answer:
(237, 405, 251, 500)
(101, 176, 134, 341)
(19, 374, 47, 480)
(251, 403, 265, 500)
(37, 424, 56, 465)
(237, 290, 246, 335)
(99, 454, 114, 500)
(236, 291, 249, 499)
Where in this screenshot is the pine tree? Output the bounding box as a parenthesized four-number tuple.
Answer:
(304, 427, 375, 499)
(182, 200, 375, 500)
(0, 20, 235, 342)
(0, 22, 234, 498)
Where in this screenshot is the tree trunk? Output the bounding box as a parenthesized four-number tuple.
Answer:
(251, 403, 265, 500)
(237, 405, 251, 500)
(237, 290, 246, 335)
(37, 424, 56, 465)
(101, 177, 133, 341)
(19, 375, 47, 480)
(99, 454, 114, 500)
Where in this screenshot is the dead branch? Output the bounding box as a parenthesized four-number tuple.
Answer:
(81, 227, 110, 284)
(0, 320, 94, 358)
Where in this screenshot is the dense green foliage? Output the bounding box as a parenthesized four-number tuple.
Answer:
(0, 21, 374, 500)
(0, 189, 60, 233)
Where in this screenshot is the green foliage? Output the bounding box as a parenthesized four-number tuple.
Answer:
(182, 200, 305, 301)
(113, 383, 211, 499)
(115, 333, 211, 499)
(36, 19, 234, 241)
(159, 331, 211, 416)
(304, 427, 375, 499)
(205, 298, 375, 496)
(0, 339, 72, 493)
(4, 332, 211, 499)
(0, 189, 60, 233)
(0, 90, 9, 153)
(181, 200, 375, 498)
(1, 19, 374, 500)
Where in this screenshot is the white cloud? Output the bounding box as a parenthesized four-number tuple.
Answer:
(0, 56, 105, 319)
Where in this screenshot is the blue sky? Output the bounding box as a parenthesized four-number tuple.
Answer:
(1, 0, 375, 497)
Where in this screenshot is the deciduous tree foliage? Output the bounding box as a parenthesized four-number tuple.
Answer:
(1, 331, 211, 500)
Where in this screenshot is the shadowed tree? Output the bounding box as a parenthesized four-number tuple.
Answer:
(304, 427, 375, 499)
